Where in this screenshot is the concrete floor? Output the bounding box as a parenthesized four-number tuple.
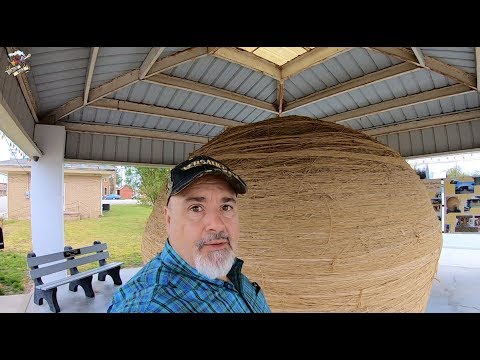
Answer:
(0, 267, 141, 313)
(425, 233, 480, 313)
(1, 233, 479, 313)
(426, 265, 480, 312)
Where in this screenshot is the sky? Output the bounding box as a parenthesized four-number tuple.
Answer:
(0, 137, 9, 182)
(407, 152, 480, 179)
(0, 135, 9, 161)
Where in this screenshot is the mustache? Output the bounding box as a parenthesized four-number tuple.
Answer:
(196, 231, 230, 249)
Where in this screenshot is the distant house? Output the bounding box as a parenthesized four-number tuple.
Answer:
(118, 185, 134, 199)
(102, 173, 116, 197)
(0, 159, 116, 220)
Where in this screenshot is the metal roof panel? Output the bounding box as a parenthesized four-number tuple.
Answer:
(421, 47, 476, 73)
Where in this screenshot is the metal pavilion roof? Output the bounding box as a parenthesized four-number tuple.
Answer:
(1, 47, 480, 166)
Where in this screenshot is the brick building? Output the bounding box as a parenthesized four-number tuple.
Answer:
(0, 159, 115, 220)
(102, 173, 116, 197)
(118, 184, 134, 199)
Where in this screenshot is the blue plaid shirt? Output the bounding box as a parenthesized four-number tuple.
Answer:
(107, 240, 271, 313)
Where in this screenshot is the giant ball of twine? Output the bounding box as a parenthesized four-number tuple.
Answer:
(142, 115, 442, 312)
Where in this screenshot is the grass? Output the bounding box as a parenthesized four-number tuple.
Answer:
(0, 252, 26, 295)
(0, 204, 153, 295)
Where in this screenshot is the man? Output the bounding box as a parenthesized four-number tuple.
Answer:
(107, 155, 271, 313)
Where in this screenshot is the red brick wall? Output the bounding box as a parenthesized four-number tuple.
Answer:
(119, 185, 134, 199)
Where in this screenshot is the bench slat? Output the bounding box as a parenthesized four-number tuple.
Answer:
(27, 243, 108, 267)
(37, 262, 124, 291)
(30, 252, 109, 279)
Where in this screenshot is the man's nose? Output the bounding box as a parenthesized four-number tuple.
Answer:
(204, 210, 226, 232)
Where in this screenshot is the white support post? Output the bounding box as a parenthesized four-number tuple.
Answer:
(30, 124, 66, 280)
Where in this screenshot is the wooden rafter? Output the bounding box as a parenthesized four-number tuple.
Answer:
(144, 47, 213, 78)
(281, 47, 348, 80)
(363, 109, 480, 136)
(6, 47, 39, 122)
(42, 48, 209, 124)
(145, 73, 278, 113)
(319, 84, 472, 124)
(139, 47, 165, 79)
(0, 95, 42, 157)
(58, 121, 209, 144)
(369, 47, 477, 90)
(284, 62, 420, 113)
(83, 47, 99, 106)
(41, 69, 140, 124)
(211, 47, 282, 80)
(89, 98, 241, 128)
(411, 47, 426, 67)
(277, 80, 284, 115)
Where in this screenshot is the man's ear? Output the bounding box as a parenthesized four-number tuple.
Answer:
(164, 206, 171, 229)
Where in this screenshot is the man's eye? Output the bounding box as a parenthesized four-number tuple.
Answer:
(222, 204, 233, 211)
(190, 205, 203, 212)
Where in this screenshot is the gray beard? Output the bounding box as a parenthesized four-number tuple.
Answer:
(193, 231, 236, 279)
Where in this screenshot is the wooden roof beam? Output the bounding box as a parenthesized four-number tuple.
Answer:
(369, 47, 477, 90)
(139, 47, 165, 79)
(281, 47, 348, 80)
(320, 84, 473, 124)
(363, 109, 480, 136)
(284, 62, 420, 113)
(277, 80, 284, 115)
(41, 69, 140, 124)
(89, 98, 241, 128)
(42, 48, 209, 124)
(83, 47, 99, 106)
(58, 121, 209, 144)
(6, 46, 39, 122)
(145, 73, 278, 114)
(411, 47, 426, 67)
(145, 47, 214, 78)
(211, 47, 282, 80)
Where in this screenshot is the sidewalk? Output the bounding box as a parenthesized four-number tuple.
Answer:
(0, 267, 140, 313)
(2, 237, 480, 312)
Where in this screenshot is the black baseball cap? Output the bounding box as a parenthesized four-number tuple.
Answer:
(166, 155, 247, 203)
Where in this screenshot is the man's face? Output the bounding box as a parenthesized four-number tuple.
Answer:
(164, 175, 239, 280)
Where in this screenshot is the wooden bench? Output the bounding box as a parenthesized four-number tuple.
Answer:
(26, 241, 123, 313)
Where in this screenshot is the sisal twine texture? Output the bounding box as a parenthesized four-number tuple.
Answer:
(142, 115, 443, 312)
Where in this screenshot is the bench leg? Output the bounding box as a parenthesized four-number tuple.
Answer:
(33, 288, 44, 306)
(34, 288, 60, 312)
(69, 275, 95, 298)
(40, 288, 61, 313)
(98, 266, 122, 285)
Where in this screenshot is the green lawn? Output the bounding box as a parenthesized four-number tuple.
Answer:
(0, 204, 152, 295)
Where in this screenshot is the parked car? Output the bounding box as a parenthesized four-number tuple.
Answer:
(102, 194, 121, 200)
(454, 181, 474, 193)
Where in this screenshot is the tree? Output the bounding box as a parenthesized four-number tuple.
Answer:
(136, 167, 170, 206)
(446, 164, 468, 178)
(115, 167, 123, 187)
(124, 166, 141, 192)
(124, 166, 170, 205)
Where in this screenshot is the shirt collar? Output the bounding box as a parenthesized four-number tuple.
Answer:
(160, 239, 244, 287)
